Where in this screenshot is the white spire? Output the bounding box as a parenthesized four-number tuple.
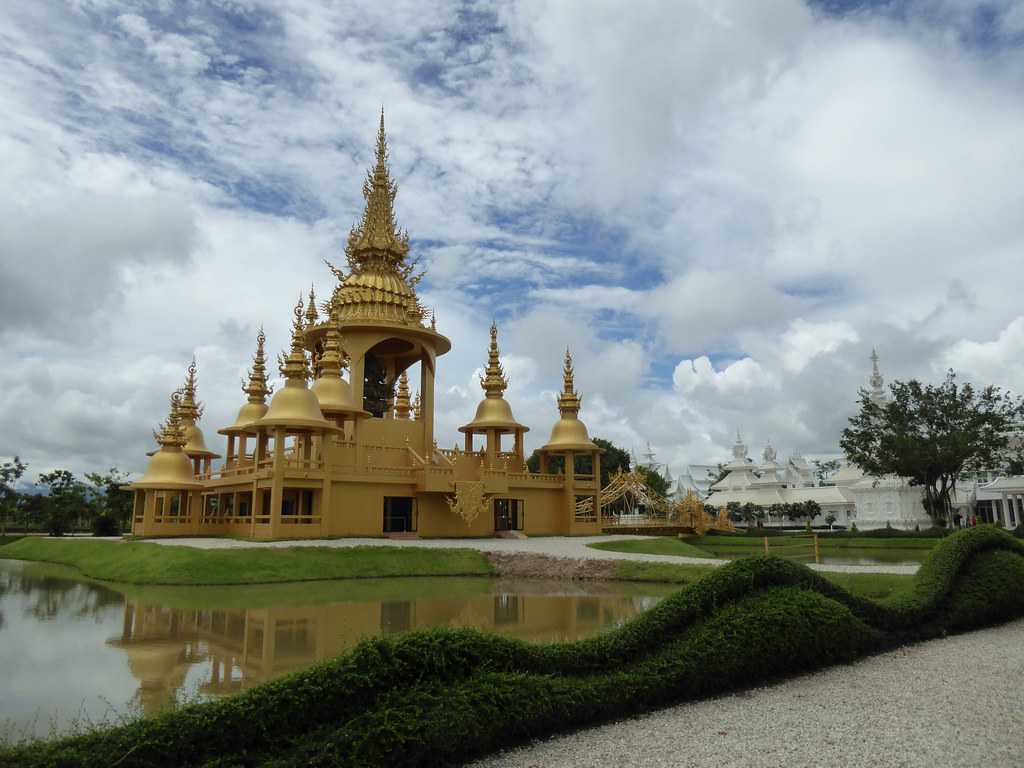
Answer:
(869, 348, 887, 405)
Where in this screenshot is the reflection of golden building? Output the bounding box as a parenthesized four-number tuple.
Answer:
(127, 114, 603, 540)
(111, 589, 656, 709)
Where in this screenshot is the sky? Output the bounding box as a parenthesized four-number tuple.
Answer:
(2, 0, 1024, 485)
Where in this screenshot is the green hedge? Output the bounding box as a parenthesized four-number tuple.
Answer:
(3, 527, 1022, 768)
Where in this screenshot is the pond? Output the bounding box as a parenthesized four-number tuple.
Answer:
(0, 560, 676, 740)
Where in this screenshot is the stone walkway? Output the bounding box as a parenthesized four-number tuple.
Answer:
(144, 535, 920, 575)
(472, 619, 1024, 768)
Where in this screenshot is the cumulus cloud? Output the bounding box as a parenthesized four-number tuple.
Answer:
(2, 0, 1024, 486)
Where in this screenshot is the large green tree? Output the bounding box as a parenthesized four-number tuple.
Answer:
(0, 456, 27, 537)
(38, 470, 92, 536)
(840, 370, 1024, 523)
(85, 469, 133, 531)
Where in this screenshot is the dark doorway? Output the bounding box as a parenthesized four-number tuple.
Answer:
(494, 498, 523, 531)
(383, 496, 414, 533)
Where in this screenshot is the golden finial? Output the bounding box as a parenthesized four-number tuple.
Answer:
(346, 109, 409, 266)
(278, 295, 310, 381)
(179, 357, 203, 424)
(305, 284, 319, 323)
(479, 320, 509, 397)
(155, 390, 187, 448)
(394, 370, 411, 419)
(318, 321, 343, 379)
(412, 390, 422, 421)
(558, 347, 582, 415)
(242, 326, 274, 402)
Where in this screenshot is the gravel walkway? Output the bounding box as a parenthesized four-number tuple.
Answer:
(142, 535, 919, 575)
(472, 619, 1024, 768)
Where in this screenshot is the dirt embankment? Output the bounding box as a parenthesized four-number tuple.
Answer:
(485, 552, 620, 581)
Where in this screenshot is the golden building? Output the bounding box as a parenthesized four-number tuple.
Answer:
(128, 115, 603, 539)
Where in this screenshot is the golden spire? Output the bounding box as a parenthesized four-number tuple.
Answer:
(179, 358, 203, 424)
(346, 109, 409, 266)
(540, 347, 596, 452)
(412, 390, 422, 421)
(479, 321, 509, 397)
(279, 295, 310, 381)
(305, 284, 319, 324)
(154, 391, 187, 448)
(243, 327, 273, 403)
(394, 370, 411, 419)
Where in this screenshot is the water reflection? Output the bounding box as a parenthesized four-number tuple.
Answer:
(0, 560, 673, 736)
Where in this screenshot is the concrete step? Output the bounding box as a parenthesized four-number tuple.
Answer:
(495, 530, 528, 539)
(386, 532, 420, 540)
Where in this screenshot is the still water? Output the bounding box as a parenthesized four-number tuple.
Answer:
(0, 560, 675, 739)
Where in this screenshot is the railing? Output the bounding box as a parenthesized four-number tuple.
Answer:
(762, 534, 821, 564)
(151, 515, 194, 525)
(281, 515, 322, 526)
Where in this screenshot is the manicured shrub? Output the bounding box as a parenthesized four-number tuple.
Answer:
(90, 515, 120, 537)
(2, 528, 1021, 768)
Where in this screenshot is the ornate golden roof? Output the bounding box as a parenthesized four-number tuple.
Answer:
(220, 328, 274, 435)
(459, 322, 528, 434)
(541, 349, 598, 452)
(131, 392, 202, 489)
(178, 359, 220, 459)
(310, 322, 366, 418)
(331, 111, 428, 327)
(254, 297, 339, 433)
(394, 370, 411, 419)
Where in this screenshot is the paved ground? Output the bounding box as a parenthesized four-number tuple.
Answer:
(143, 535, 920, 575)
(471, 619, 1024, 768)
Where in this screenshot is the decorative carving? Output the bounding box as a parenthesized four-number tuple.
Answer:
(446, 481, 488, 526)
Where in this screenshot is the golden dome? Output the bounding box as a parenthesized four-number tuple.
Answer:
(252, 298, 339, 433)
(182, 423, 219, 459)
(219, 400, 268, 436)
(541, 349, 597, 452)
(310, 322, 367, 417)
(131, 392, 202, 489)
(220, 327, 274, 436)
(256, 380, 339, 431)
(459, 322, 528, 434)
(134, 448, 201, 489)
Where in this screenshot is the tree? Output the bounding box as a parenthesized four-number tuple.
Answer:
(726, 501, 742, 522)
(825, 511, 837, 529)
(840, 370, 1024, 524)
(85, 469, 133, 532)
(0, 456, 27, 537)
(803, 500, 822, 524)
(636, 466, 670, 499)
(739, 502, 763, 528)
(812, 459, 840, 486)
(707, 463, 728, 486)
(38, 470, 91, 536)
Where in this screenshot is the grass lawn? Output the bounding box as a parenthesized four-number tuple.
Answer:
(612, 557, 912, 601)
(589, 537, 715, 559)
(0, 538, 492, 586)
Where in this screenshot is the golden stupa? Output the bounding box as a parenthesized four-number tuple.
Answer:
(127, 113, 603, 539)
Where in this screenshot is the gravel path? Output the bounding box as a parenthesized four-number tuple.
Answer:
(472, 619, 1024, 768)
(141, 535, 919, 575)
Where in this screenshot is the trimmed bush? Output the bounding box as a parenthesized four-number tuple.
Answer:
(2, 527, 1022, 768)
(90, 515, 121, 537)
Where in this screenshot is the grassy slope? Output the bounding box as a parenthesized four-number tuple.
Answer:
(590, 537, 715, 558)
(3, 527, 1021, 768)
(612, 559, 912, 602)
(0, 538, 492, 585)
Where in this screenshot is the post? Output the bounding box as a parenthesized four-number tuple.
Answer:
(813, 533, 820, 564)
(269, 428, 285, 538)
(763, 536, 769, 556)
